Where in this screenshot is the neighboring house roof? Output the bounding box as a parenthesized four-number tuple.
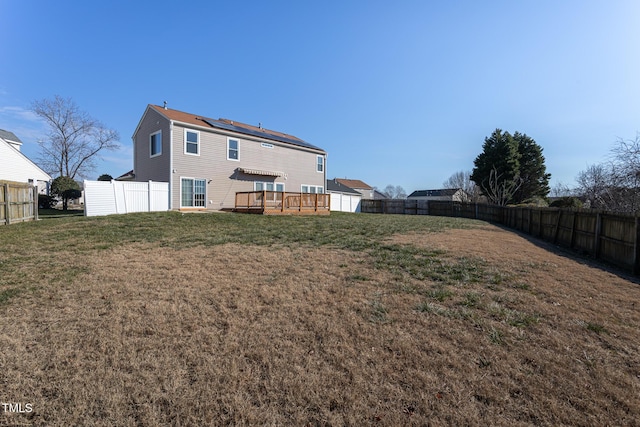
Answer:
(408, 188, 460, 198)
(334, 178, 373, 190)
(0, 132, 51, 182)
(373, 189, 389, 199)
(142, 104, 325, 153)
(326, 179, 360, 195)
(115, 170, 135, 180)
(0, 128, 23, 149)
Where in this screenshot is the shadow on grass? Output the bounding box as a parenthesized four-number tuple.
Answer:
(39, 208, 84, 219)
(490, 223, 640, 285)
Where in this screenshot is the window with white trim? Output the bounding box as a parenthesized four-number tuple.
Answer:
(227, 138, 239, 160)
(255, 182, 285, 192)
(317, 155, 324, 173)
(301, 185, 324, 194)
(181, 178, 206, 207)
(150, 131, 162, 157)
(185, 130, 199, 155)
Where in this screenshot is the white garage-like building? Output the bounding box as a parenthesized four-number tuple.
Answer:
(327, 179, 362, 213)
(0, 129, 51, 194)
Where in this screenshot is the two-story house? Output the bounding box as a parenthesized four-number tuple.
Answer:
(132, 104, 327, 211)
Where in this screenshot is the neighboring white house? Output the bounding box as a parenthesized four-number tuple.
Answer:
(327, 179, 362, 213)
(407, 188, 469, 202)
(131, 104, 327, 211)
(0, 129, 51, 193)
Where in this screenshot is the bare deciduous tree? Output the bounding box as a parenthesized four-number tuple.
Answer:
(443, 170, 480, 202)
(482, 167, 523, 206)
(610, 134, 640, 212)
(31, 95, 120, 179)
(550, 181, 573, 198)
(575, 133, 640, 213)
(382, 185, 407, 199)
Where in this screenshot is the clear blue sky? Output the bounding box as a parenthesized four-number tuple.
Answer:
(1, 0, 639, 193)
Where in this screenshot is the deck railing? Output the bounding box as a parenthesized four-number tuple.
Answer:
(235, 191, 330, 215)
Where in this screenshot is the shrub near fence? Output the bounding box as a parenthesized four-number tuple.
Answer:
(0, 180, 38, 225)
(361, 199, 640, 276)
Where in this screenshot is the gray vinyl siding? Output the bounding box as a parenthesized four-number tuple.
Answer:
(171, 124, 326, 210)
(134, 106, 326, 211)
(133, 108, 171, 183)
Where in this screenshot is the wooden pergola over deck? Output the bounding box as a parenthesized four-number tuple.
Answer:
(234, 191, 330, 215)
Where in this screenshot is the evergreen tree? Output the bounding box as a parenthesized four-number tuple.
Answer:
(471, 129, 550, 205)
(51, 176, 82, 211)
(512, 132, 551, 203)
(470, 129, 520, 204)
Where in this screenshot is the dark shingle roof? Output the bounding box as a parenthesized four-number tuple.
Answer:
(408, 189, 460, 198)
(0, 129, 23, 144)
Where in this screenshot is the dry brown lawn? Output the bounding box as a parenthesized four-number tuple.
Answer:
(1, 218, 639, 426)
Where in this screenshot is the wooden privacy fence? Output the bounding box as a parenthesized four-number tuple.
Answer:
(0, 180, 38, 225)
(361, 199, 640, 275)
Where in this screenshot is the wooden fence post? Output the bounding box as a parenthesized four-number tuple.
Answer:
(634, 216, 640, 275)
(569, 212, 577, 249)
(4, 183, 10, 225)
(594, 212, 602, 259)
(554, 210, 562, 244)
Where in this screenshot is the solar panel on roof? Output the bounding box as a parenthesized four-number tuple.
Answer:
(201, 118, 322, 151)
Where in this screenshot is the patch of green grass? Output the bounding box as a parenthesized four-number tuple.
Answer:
(426, 286, 453, 302)
(585, 322, 608, 335)
(38, 208, 84, 218)
(369, 245, 495, 287)
(511, 282, 531, 291)
(3, 211, 481, 257)
(416, 301, 448, 316)
(369, 298, 389, 323)
(459, 292, 482, 308)
(488, 327, 505, 345)
(347, 274, 370, 284)
(487, 301, 539, 328)
(0, 211, 485, 307)
(0, 287, 23, 305)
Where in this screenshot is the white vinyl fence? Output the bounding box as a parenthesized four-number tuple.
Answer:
(329, 192, 361, 213)
(84, 180, 169, 217)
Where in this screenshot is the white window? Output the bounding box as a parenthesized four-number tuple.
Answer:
(181, 178, 206, 208)
(185, 130, 199, 155)
(301, 185, 323, 194)
(227, 138, 239, 161)
(317, 155, 324, 173)
(150, 131, 162, 157)
(254, 182, 284, 192)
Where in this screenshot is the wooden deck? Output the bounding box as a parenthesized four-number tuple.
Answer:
(234, 191, 330, 215)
